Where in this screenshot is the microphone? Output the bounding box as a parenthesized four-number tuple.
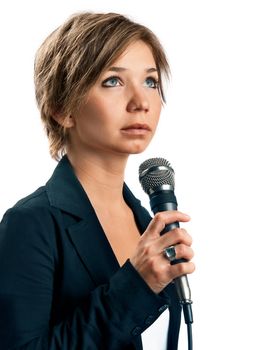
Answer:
(139, 157, 193, 324)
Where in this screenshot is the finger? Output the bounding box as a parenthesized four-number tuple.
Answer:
(165, 244, 194, 262)
(158, 228, 193, 249)
(145, 211, 191, 238)
(169, 261, 196, 280)
(159, 210, 191, 223)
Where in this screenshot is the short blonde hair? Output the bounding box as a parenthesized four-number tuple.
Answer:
(34, 12, 170, 160)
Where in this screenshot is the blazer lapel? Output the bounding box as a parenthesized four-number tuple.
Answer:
(46, 155, 120, 285)
(123, 183, 152, 234)
(66, 185, 153, 286)
(67, 215, 120, 285)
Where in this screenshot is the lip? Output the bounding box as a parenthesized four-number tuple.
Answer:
(121, 123, 151, 131)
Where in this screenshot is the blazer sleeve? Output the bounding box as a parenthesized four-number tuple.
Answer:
(0, 207, 171, 350)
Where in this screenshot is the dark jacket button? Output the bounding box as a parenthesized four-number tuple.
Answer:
(158, 304, 169, 313)
(131, 326, 142, 336)
(145, 315, 155, 326)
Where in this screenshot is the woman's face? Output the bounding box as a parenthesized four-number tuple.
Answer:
(68, 40, 162, 157)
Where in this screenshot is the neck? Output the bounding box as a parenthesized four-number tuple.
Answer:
(66, 149, 129, 207)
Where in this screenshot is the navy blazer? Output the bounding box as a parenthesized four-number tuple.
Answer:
(0, 155, 182, 349)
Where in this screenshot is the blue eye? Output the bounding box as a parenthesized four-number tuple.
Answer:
(144, 77, 159, 89)
(102, 76, 121, 87)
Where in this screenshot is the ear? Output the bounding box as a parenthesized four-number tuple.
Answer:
(52, 113, 75, 128)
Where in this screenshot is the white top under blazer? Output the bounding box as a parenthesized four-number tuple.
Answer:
(141, 308, 170, 349)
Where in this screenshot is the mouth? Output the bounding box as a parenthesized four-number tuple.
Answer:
(121, 123, 151, 135)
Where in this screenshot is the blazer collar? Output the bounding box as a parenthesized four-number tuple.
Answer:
(46, 155, 94, 219)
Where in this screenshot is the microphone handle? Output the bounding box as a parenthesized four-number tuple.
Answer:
(162, 219, 193, 307)
(150, 195, 193, 308)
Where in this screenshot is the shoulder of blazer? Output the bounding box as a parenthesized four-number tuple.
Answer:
(10, 156, 86, 219)
(8, 156, 91, 221)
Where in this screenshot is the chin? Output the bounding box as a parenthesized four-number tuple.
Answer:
(111, 138, 152, 155)
(133, 136, 153, 149)
(124, 143, 149, 155)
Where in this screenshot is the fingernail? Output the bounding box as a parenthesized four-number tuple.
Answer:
(183, 213, 191, 219)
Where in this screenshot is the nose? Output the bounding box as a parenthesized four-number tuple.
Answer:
(126, 86, 149, 113)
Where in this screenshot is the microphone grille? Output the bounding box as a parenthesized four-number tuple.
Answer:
(139, 157, 175, 194)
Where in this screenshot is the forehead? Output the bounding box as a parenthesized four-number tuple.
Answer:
(110, 40, 157, 69)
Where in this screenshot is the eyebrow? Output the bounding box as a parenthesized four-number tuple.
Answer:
(107, 66, 158, 73)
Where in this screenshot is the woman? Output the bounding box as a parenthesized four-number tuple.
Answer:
(0, 12, 195, 349)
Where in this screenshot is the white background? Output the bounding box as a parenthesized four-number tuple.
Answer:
(0, 1, 264, 349)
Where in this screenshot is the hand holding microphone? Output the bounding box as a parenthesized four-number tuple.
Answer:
(130, 157, 194, 326)
(130, 209, 194, 294)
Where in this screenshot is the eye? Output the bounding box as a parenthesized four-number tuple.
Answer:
(102, 76, 122, 87)
(144, 77, 159, 89)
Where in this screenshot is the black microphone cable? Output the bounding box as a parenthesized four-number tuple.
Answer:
(139, 157, 193, 350)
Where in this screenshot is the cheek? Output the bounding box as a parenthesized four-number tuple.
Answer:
(75, 102, 103, 128)
(84, 97, 120, 125)
(152, 99, 162, 123)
